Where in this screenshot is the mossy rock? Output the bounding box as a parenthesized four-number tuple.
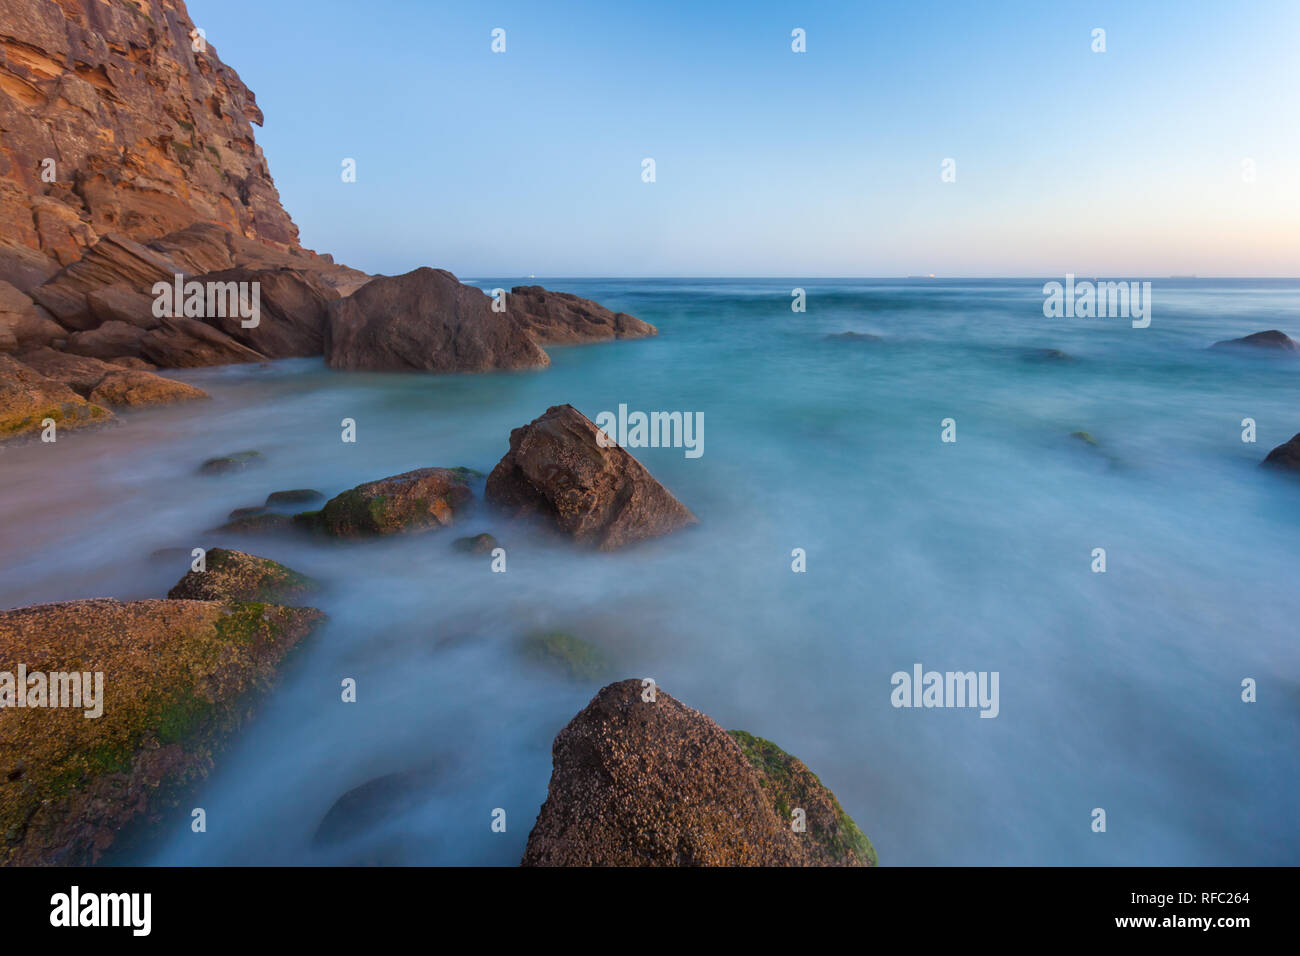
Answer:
(451, 532, 499, 555)
(227, 506, 268, 520)
(296, 468, 473, 537)
(198, 450, 265, 475)
(728, 729, 877, 866)
(167, 548, 319, 605)
(1070, 430, 1098, 447)
(0, 598, 325, 865)
(518, 632, 608, 681)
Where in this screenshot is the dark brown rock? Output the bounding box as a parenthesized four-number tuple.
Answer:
(507, 285, 657, 345)
(485, 404, 696, 551)
(521, 680, 875, 867)
(85, 287, 159, 330)
(194, 267, 337, 358)
(1262, 433, 1300, 473)
(1212, 330, 1299, 353)
(325, 268, 549, 372)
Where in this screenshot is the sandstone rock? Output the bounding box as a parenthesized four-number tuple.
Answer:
(325, 268, 549, 372)
(30, 235, 181, 330)
(0, 238, 59, 295)
(106, 356, 155, 371)
(295, 468, 474, 536)
(485, 404, 696, 551)
(0, 281, 63, 351)
(167, 548, 317, 604)
(0, 598, 325, 865)
(1211, 330, 1299, 353)
(194, 267, 337, 358)
(14, 346, 205, 406)
(88, 369, 207, 407)
(140, 316, 268, 367)
(521, 680, 874, 866)
(66, 321, 148, 360)
(0, 353, 113, 440)
(1262, 433, 1300, 473)
(507, 285, 657, 345)
(85, 287, 159, 330)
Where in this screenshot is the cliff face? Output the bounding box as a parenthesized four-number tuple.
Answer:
(0, 0, 301, 281)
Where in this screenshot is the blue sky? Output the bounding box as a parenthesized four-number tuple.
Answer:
(189, 0, 1300, 277)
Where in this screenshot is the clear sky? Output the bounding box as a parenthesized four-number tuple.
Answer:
(188, 0, 1300, 277)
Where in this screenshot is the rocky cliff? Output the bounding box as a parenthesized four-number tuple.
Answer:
(0, 0, 303, 288)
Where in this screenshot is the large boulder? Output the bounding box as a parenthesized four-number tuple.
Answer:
(507, 285, 657, 345)
(521, 680, 875, 867)
(295, 467, 475, 536)
(325, 268, 549, 372)
(0, 353, 113, 441)
(167, 548, 318, 604)
(1262, 433, 1300, 473)
(30, 235, 180, 331)
(140, 316, 268, 368)
(66, 321, 148, 360)
(485, 404, 696, 551)
(192, 267, 338, 358)
(84, 287, 160, 330)
(0, 598, 325, 865)
(1211, 330, 1299, 353)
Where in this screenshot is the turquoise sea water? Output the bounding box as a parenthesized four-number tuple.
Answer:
(1, 277, 1297, 865)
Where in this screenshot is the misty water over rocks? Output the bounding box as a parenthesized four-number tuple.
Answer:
(1, 278, 1297, 865)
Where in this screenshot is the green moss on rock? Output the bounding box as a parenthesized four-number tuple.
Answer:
(518, 632, 608, 681)
(167, 548, 318, 605)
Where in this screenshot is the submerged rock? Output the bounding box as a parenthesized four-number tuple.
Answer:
(518, 632, 609, 681)
(0, 353, 113, 441)
(1211, 330, 1299, 353)
(0, 598, 325, 866)
(266, 489, 324, 507)
(325, 268, 549, 372)
(824, 331, 882, 342)
(295, 468, 473, 536)
(485, 404, 697, 551)
(213, 513, 294, 535)
(1262, 433, 1300, 473)
(451, 532, 499, 554)
(506, 285, 657, 345)
(199, 450, 266, 475)
(1070, 430, 1099, 447)
(167, 548, 318, 604)
(312, 763, 439, 848)
(1024, 347, 1073, 362)
(521, 680, 874, 866)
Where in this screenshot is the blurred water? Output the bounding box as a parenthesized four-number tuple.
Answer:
(1, 277, 1297, 865)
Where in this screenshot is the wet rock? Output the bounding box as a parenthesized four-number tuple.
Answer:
(1262, 433, 1300, 473)
(485, 404, 697, 551)
(1070, 430, 1099, 447)
(213, 513, 294, 534)
(451, 532, 499, 555)
(521, 680, 875, 866)
(227, 507, 268, 520)
(313, 763, 438, 848)
(1211, 330, 1299, 353)
(506, 285, 657, 345)
(1024, 347, 1073, 362)
(265, 489, 324, 508)
(0, 353, 113, 441)
(0, 598, 325, 865)
(88, 370, 207, 407)
(325, 268, 549, 372)
(167, 548, 318, 604)
(518, 632, 608, 681)
(295, 468, 473, 536)
(199, 450, 266, 475)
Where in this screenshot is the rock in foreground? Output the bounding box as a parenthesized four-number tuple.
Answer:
(521, 680, 874, 866)
(485, 404, 696, 551)
(1211, 330, 1299, 353)
(1262, 433, 1300, 473)
(0, 598, 325, 866)
(0, 353, 113, 441)
(507, 286, 657, 345)
(296, 468, 474, 536)
(325, 268, 549, 372)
